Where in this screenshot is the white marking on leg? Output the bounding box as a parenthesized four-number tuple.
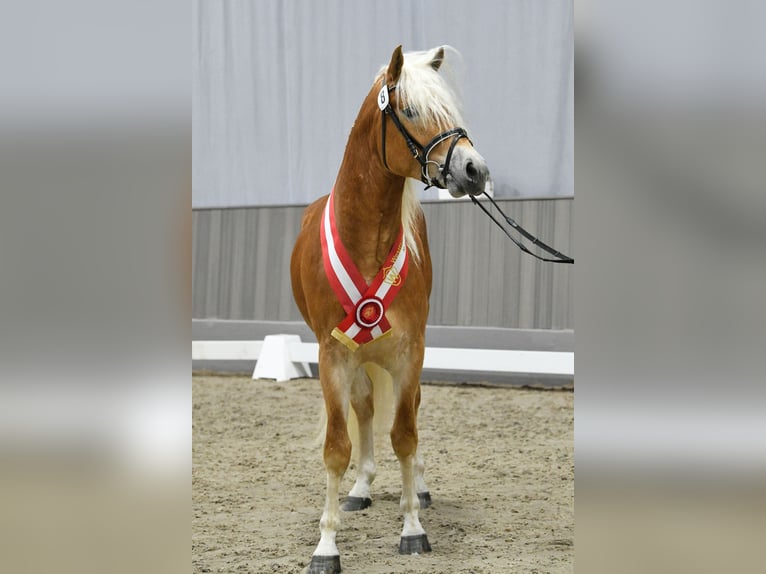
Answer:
(414, 448, 429, 495)
(348, 462, 375, 498)
(313, 471, 342, 557)
(348, 366, 377, 500)
(348, 417, 376, 499)
(399, 455, 426, 537)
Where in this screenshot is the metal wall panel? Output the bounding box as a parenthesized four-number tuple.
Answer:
(192, 198, 573, 329)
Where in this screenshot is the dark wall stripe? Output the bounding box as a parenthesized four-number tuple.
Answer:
(192, 198, 573, 329)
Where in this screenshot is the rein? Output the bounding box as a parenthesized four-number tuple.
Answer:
(470, 193, 574, 264)
(378, 82, 470, 189)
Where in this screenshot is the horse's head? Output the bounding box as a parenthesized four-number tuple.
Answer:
(374, 45, 489, 198)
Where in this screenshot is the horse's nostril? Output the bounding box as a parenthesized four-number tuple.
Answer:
(465, 161, 478, 180)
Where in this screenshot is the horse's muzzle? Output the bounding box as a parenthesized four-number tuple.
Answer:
(445, 146, 490, 198)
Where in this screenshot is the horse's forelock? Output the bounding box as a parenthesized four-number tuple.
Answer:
(376, 47, 465, 132)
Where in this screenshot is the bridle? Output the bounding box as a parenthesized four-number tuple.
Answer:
(377, 80, 574, 265)
(378, 81, 471, 190)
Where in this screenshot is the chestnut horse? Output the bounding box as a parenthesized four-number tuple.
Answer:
(290, 45, 488, 573)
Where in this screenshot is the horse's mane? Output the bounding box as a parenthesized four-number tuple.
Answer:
(401, 178, 423, 262)
(377, 47, 466, 263)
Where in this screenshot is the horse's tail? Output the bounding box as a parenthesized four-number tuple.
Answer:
(315, 363, 395, 460)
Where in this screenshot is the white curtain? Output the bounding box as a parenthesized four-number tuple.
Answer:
(193, 0, 573, 207)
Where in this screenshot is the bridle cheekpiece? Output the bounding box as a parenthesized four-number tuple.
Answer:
(378, 81, 471, 190)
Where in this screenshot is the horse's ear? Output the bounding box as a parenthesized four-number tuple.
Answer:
(386, 45, 404, 86)
(430, 47, 445, 71)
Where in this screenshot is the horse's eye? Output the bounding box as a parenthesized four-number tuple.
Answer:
(402, 107, 418, 119)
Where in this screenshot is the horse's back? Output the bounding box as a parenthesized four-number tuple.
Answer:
(290, 195, 329, 332)
(298, 194, 329, 232)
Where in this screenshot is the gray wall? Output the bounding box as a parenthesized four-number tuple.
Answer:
(192, 197, 573, 330)
(193, 0, 573, 207)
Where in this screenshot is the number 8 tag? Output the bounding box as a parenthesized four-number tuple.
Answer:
(378, 84, 389, 110)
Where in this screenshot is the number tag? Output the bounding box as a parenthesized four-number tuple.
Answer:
(378, 85, 389, 110)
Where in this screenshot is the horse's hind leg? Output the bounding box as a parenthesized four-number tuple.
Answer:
(412, 386, 431, 509)
(391, 370, 431, 555)
(342, 369, 375, 511)
(308, 360, 352, 574)
(414, 448, 431, 509)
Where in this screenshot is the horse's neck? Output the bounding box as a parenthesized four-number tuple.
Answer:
(333, 113, 405, 279)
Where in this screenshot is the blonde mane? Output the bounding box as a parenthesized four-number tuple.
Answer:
(377, 46, 465, 131)
(401, 178, 423, 263)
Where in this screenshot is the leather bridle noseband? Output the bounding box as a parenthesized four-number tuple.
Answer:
(378, 81, 471, 190)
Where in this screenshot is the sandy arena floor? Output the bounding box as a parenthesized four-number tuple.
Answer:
(193, 375, 573, 573)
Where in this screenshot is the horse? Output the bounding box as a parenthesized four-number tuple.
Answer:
(290, 45, 489, 573)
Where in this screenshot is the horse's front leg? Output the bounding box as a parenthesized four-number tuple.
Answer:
(391, 369, 431, 555)
(308, 364, 352, 574)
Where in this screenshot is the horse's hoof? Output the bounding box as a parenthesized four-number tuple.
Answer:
(417, 491, 432, 508)
(307, 554, 341, 574)
(341, 496, 372, 511)
(398, 534, 432, 555)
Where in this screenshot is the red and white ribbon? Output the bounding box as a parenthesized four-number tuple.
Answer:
(320, 191, 409, 351)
